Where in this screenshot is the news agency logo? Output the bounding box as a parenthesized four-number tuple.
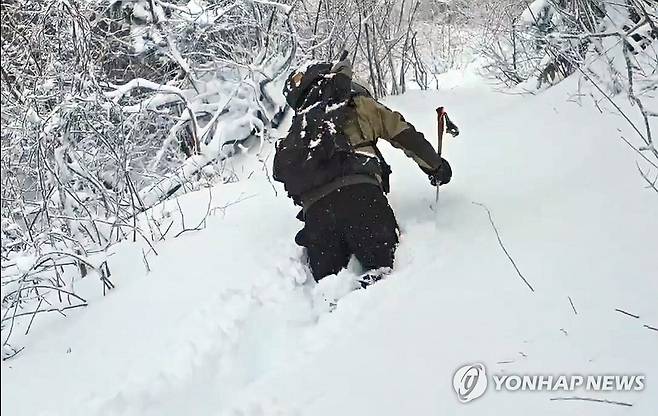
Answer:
(452, 363, 646, 404)
(453, 363, 488, 403)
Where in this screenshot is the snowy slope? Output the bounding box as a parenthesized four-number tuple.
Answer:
(2, 69, 657, 416)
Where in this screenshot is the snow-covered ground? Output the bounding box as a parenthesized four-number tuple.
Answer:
(2, 68, 656, 416)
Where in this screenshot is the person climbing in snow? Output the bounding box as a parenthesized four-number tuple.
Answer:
(273, 54, 454, 286)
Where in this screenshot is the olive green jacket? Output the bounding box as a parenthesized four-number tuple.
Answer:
(299, 95, 441, 210)
(345, 95, 442, 172)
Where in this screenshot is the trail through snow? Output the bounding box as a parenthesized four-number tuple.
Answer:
(2, 70, 657, 416)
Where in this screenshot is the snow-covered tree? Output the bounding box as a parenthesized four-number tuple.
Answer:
(1, 0, 297, 356)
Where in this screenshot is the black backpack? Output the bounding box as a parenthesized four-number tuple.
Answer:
(273, 64, 358, 201)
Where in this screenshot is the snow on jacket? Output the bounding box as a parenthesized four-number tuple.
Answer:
(297, 94, 442, 210)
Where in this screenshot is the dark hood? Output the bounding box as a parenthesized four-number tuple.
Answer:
(283, 62, 332, 109)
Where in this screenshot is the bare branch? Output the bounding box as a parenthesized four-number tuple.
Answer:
(472, 202, 535, 293)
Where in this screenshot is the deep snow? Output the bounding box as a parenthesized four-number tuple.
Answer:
(2, 69, 657, 416)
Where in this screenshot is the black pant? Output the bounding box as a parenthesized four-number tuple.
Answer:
(296, 184, 399, 281)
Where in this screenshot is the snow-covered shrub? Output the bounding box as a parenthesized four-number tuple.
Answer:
(472, 1, 656, 191)
(468, 0, 530, 85)
(1, 0, 296, 357)
(414, 3, 475, 89)
(100, 0, 296, 205)
(475, 1, 607, 86)
(531, 1, 656, 190)
(476, 1, 656, 89)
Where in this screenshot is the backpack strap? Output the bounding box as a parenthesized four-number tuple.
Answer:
(353, 140, 392, 193)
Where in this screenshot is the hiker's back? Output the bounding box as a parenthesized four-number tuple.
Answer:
(272, 62, 383, 202)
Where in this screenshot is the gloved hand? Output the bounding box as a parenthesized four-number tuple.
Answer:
(426, 158, 452, 186)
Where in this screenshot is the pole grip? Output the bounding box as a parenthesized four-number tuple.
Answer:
(436, 107, 445, 157)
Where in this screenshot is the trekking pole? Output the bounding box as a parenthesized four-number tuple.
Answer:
(435, 107, 446, 210)
(434, 107, 459, 212)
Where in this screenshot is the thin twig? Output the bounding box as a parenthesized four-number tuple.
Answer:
(619, 135, 658, 170)
(550, 396, 633, 407)
(24, 297, 44, 335)
(615, 308, 640, 319)
(2, 346, 25, 361)
(3, 303, 88, 324)
(568, 296, 578, 315)
(174, 186, 213, 238)
(472, 202, 535, 292)
(637, 162, 658, 193)
(142, 248, 151, 273)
